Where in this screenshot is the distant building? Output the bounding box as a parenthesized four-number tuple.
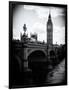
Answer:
(21, 12, 53, 45)
(47, 13, 53, 45)
(30, 33, 37, 41)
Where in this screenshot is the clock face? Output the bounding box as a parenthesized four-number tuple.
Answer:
(48, 25, 51, 29)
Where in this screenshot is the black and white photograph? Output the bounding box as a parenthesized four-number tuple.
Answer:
(9, 1, 67, 89)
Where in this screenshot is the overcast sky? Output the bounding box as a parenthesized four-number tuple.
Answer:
(13, 5, 65, 45)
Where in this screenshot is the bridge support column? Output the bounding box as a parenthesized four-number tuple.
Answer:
(23, 48, 29, 71)
(24, 59, 28, 70)
(24, 59, 32, 72)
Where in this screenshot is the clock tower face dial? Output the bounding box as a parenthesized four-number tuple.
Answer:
(48, 25, 52, 29)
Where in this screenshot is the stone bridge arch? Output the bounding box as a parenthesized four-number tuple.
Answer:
(50, 50, 55, 56)
(27, 48, 47, 60)
(27, 50, 47, 70)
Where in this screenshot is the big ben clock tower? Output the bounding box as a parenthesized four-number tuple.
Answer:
(47, 12, 53, 45)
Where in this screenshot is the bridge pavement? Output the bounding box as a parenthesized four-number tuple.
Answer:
(46, 59, 65, 84)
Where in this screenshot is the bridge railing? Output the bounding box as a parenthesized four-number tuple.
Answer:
(27, 40, 47, 45)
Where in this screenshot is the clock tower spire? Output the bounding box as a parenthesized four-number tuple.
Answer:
(47, 11, 53, 45)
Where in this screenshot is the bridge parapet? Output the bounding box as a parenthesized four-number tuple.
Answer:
(24, 43, 47, 49)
